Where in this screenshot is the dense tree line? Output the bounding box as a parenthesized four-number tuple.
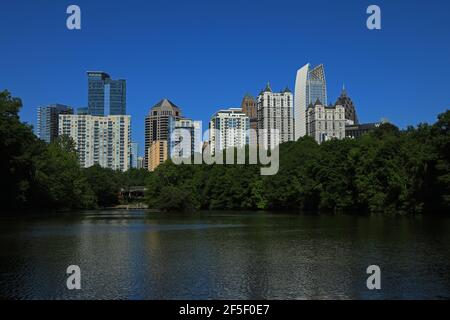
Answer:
(2, 90, 449, 215)
(0, 90, 150, 212)
(147, 111, 450, 215)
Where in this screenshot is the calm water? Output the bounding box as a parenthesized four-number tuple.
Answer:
(0, 210, 450, 300)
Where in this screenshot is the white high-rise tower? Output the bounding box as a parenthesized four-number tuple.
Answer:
(257, 83, 294, 150)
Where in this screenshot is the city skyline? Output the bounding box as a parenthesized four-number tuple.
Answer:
(24, 58, 447, 160)
(1, 0, 450, 303)
(1, 0, 449, 156)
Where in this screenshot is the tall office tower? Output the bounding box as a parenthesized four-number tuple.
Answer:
(36, 104, 73, 143)
(306, 99, 345, 144)
(241, 94, 258, 145)
(257, 83, 294, 150)
(294, 64, 327, 140)
(209, 108, 249, 154)
(130, 142, 139, 169)
(168, 118, 202, 159)
(144, 99, 182, 170)
(87, 71, 126, 116)
(335, 85, 359, 125)
(59, 114, 131, 171)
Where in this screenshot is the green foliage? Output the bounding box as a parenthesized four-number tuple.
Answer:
(117, 168, 151, 189)
(0, 90, 46, 210)
(1, 90, 449, 215)
(155, 185, 197, 212)
(83, 165, 120, 207)
(0, 90, 150, 212)
(34, 136, 96, 209)
(147, 111, 450, 215)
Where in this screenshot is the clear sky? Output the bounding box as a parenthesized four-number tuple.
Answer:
(1, 0, 449, 156)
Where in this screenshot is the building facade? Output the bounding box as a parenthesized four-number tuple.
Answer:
(257, 83, 294, 150)
(295, 64, 327, 140)
(241, 94, 258, 146)
(144, 99, 182, 170)
(335, 86, 359, 125)
(168, 118, 202, 160)
(137, 157, 144, 169)
(59, 114, 131, 171)
(87, 71, 126, 116)
(209, 108, 249, 154)
(148, 140, 168, 172)
(130, 142, 139, 169)
(36, 104, 73, 143)
(306, 100, 345, 144)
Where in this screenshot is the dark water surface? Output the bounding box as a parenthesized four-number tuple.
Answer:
(1, 210, 450, 300)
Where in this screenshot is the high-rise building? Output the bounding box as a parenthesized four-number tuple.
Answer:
(87, 71, 126, 116)
(295, 64, 327, 140)
(241, 94, 258, 146)
(209, 108, 249, 154)
(257, 83, 294, 150)
(59, 114, 131, 171)
(148, 140, 168, 172)
(306, 99, 345, 144)
(335, 85, 359, 125)
(144, 99, 182, 170)
(36, 104, 73, 143)
(137, 156, 144, 170)
(130, 142, 139, 169)
(168, 118, 202, 159)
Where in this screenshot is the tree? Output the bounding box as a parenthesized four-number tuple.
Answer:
(84, 165, 121, 208)
(33, 136, 95, 209)
(433, 110, 450, 211)
(155, 185, 198, 212)
(0, 90, 45, 210)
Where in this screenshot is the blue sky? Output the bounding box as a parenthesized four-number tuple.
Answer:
(1, 0, 449, 155)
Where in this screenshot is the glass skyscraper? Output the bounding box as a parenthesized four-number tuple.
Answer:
(130, 142, 139, 169)
(87, 71, 126, 116)
(36, 104, 73, 143)
(294, 64, 327, 140)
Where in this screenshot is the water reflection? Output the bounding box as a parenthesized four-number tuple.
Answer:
(0, 211, 449, 299)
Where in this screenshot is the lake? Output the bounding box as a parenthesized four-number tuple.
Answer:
(1, 210, 450, 300)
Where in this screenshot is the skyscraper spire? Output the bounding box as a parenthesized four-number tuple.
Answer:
(259, 82, 273, 95)
(335, 85, 359, 124)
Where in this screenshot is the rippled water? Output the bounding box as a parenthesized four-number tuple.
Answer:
(0, 210, 450, 300)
